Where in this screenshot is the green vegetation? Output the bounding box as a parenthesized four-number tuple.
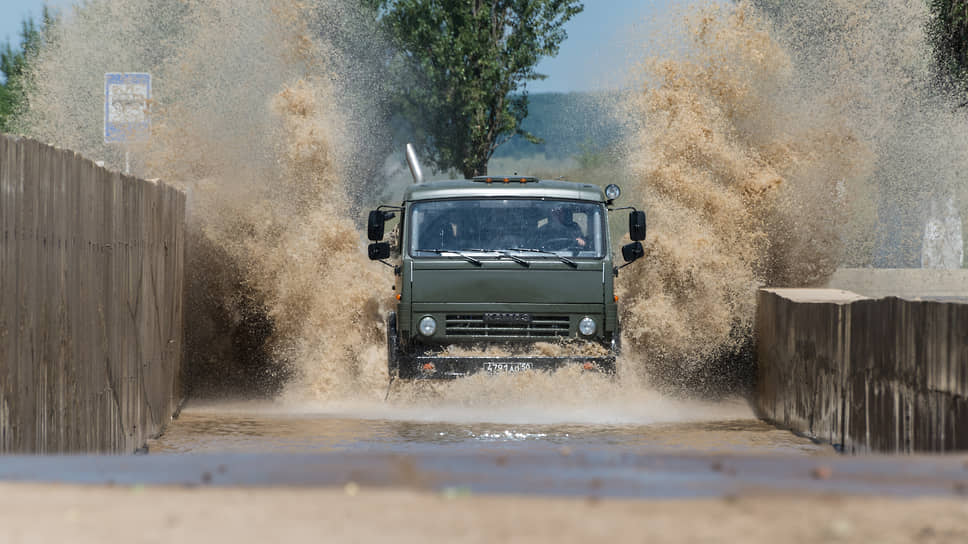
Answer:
(929, 0, 968, 92)
(371, 0, 583, 178)
(0, 8, 54, 133)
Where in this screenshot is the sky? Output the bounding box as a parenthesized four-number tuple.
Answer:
(0, 0, 73, 44)
(0, 0, 680, 93)
(530, 0, 670, 93)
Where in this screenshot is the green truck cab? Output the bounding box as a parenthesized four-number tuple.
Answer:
(367, 160, 645, 379)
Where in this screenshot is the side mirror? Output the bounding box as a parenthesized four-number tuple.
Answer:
(368, 210, 386, 241)
(622, 241, 644, 263)
(368, 242, 391, 261)
(629, 210, 647, 241)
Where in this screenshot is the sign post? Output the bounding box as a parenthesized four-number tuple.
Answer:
(104, 72, 151, 173)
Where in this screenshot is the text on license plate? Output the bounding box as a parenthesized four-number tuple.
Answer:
(483, 362, 533, 374)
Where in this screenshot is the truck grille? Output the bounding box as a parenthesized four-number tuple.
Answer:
(445, 314, 570, 338)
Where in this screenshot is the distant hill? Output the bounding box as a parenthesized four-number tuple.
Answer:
(491, 91, 625, 161)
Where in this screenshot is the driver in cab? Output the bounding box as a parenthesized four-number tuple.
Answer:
(539, 205, 586, 249)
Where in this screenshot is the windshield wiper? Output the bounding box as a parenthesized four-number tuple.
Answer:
(464, 248, 530, 268)
(414, 248, 482, 266)
(509, 247, 578, 268)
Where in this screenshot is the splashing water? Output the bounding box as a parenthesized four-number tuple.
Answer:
(16, 0, 702, 413)
(617, 0, 968, 388)
(22, 0, 390, 400)
(922, 197, 964, 269)
(746, 0, 968, 268)
(617, 2, 872, 381)
(17, 0, 968, 412)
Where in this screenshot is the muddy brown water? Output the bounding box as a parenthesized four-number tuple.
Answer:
(149, 399, 828, 456)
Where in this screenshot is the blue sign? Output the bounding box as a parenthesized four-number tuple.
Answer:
(104, 73, 151, 143)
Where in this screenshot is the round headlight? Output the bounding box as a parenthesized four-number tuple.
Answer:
(605, 184, 621, 201)
(419, 316, 437, 336)
(578, 316, 597, 336)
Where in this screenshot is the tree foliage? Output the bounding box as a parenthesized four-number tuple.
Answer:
(929, 0, 968, 91)
(374, 0, 583, 178)
(0, 8, 54, 133)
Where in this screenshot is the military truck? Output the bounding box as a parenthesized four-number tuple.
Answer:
(367, 146, 646, 379)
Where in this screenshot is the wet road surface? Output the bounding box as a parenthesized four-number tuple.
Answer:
(148, 401, 829, 456)
(1, 439, 967, 499)
(4, 400, 968, 499)
(5, 399, 968, 499)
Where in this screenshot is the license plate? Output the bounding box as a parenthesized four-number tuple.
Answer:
(483, 362, 533, 374)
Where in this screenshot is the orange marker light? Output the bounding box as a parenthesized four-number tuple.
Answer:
(503, 177, 510, 183)
(396, 294, 401, 300)
(422, 363, 435, 372)
(582, 362, 595, 371)
(614, 295, 619, 302)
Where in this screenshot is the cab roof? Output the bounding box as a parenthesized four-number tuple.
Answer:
(403, 178, 606, 203)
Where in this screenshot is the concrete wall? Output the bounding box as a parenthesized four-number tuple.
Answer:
(0, 135, 185, 453)
(756, 288, 968, 453)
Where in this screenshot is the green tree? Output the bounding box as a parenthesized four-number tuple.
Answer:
(375, 0, 583, 178)
(928, 0, 968, 92)
(0, 8, 54, 133)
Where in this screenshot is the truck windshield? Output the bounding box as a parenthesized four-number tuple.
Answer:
(409, 199, 606, 258)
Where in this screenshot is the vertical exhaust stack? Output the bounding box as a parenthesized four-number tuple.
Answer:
(405, 143, 424, 184)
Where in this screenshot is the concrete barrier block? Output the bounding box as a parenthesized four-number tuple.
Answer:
(756, 284, 968, 453)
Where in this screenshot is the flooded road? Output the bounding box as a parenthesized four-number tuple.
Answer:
(6, 400, 968, 500)
(6, 399, 968, 500)
(149, 400, 829, 456)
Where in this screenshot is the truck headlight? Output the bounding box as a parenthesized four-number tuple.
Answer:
(578, 316, 596, 336)
(419, 316, 437, 336)
(605, 184, 621, 201)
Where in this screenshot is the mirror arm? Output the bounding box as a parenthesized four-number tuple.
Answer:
(374, 205, 404, 225)
(613, 260, 641, 276)
(375, 259, 396, 270)
(607, 206, 637, 212)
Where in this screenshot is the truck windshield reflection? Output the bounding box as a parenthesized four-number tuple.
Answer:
(409, 199, 606, 258)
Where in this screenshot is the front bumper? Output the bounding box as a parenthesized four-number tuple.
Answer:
(402, 354, 616, 379)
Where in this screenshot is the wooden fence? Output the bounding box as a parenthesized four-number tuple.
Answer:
(0, 134, 184, 453)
